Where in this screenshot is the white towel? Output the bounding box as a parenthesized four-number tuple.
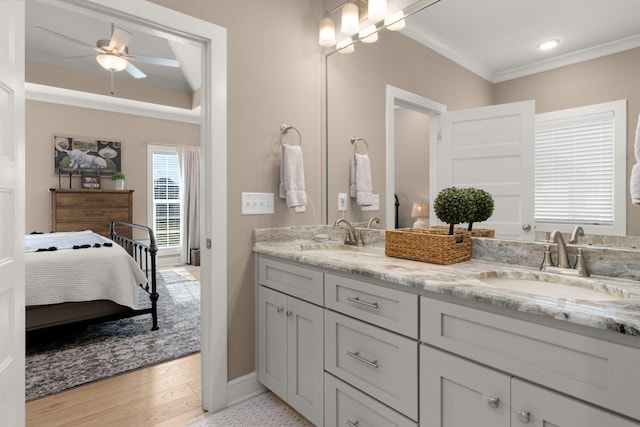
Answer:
(279, 144, 307, 208)
(349, 156, 356, 198)
(350, 152, 373, 206)
(632, 114, 640, 206)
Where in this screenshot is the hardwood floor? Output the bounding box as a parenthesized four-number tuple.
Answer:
(27, 265, 205, 427)
(26, 353, 205, 427)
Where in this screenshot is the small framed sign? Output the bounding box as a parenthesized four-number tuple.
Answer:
(80, 171, 101, 189)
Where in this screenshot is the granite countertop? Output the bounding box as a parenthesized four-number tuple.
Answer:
(253, 226, 640, 337)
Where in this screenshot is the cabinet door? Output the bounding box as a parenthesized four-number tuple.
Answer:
(511, 379, 640, 427)
(257, 286, 288, 401)
(420, 345, 510, 427)
(287, 296, 324, 426)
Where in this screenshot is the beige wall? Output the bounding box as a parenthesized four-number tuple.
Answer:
(327, 29, 494, 227)
(494, 47, 640, 236)
(25, 100, 200, 233)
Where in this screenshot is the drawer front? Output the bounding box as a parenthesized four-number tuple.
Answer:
(324, 373, 418, 427)
(421, 296, 640, 421)
(325, 273, 418, 338)
(259, 256, 323, 305)
(325, 310, 418, 420)
(56, 192, 130, 207)
(55, 208, 129, 223)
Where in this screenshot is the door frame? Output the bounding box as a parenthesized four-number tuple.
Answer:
(31, 0, 228, 412)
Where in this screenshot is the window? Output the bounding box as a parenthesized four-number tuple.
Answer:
(148, 145, 182, 251)
(534, 100, 626, 236)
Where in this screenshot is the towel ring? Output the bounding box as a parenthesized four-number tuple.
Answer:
(280, 124, 302, 146)
(351, 137, 369, 155)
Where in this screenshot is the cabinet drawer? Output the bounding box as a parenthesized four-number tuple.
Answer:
(325, 273, 418, 338)
(56, 192, 130, 207)
(324, 373, 418, 427)
(55, 208, 129, 223)
(325, 310, 418, 421)
(421, 296, 640, 421)
(259, 256, 323, 305)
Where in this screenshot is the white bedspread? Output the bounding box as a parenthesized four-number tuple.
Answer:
(25, 231, 147, 309)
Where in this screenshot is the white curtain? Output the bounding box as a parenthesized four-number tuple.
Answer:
(179, 146, 201, 264)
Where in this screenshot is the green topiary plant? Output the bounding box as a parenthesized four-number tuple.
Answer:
(464, 187, 494, 231)
(111, 172, 126, 181)
(433, 187, 475, 235)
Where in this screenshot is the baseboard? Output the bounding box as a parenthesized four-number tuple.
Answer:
(227, 371, 267, 407)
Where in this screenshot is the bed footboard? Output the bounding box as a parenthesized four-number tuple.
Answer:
(109, 221, 159, 331)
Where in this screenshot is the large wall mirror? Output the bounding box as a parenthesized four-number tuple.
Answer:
(324, 0, 640, 242)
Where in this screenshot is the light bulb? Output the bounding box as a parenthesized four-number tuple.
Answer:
(337, 37, 355, 54)
(385, 11, 405, 31)
(341, 2, 359, 36)
(537, 39, 559, 50)
(368, 0, 387, 22)
(359, 25, 378, 43)
(319, 17, 336, 47)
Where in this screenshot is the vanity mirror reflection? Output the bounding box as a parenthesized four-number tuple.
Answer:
(324, 0, 640, 244)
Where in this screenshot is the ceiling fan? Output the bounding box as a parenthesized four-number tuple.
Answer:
(34, 24, 181, 80)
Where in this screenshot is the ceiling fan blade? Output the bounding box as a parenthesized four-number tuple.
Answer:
(34, 26, 94, 50)
(133, 55, 181, 68)
(125, 61, 146, 79)
(109, 27, 132, 53)
(61, 55, 95, 63)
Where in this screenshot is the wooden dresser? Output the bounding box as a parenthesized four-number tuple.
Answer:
(49, 189, 134, 238)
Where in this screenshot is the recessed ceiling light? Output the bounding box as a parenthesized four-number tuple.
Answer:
(537, 39, 559, 50)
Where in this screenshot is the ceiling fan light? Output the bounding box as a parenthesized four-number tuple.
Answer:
(368, 0, 387, 22)
(96, 53, 128, 72)
(341, 2, 360, 36)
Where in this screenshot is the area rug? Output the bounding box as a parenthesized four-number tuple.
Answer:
(25, 267, 200, 401)
(188, 392, 313, 427)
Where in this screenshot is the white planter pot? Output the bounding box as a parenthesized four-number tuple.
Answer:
(115, 179, 125, 190)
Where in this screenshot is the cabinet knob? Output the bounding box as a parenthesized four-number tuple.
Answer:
(517, 410, 531, 423)
(522, 224, 532, 231)
(487, 396, 500, 409)
(346, 420, 359, 427)
(276, 307, 284, 313)
(286, 310, 293, 317)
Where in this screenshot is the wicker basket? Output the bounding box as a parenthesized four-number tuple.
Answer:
(385, 227, 471, 265)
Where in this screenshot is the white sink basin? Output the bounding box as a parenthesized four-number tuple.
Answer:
(474, 271, 629, 301)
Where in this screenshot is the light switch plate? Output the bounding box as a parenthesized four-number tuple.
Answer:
(360, 194, 380, 211)
(241, 192, 274, 215)
(338, 193, 348, 212)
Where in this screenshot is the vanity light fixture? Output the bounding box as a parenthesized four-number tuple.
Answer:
(368, 0, 388, 22)
(359, 25, 379, 43)
(337, 37, 355, 54)
(319, 16, 337, 47)
(96, 53, 128, 72)
(537, 39, 559, 50)
(411, 202, 429, 228)
(341, 2, 360, 36)
(384, 11, 406, 31)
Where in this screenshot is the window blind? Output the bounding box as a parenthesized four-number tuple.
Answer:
(535, 111, 614, 226)
(153, 151, 182, 248)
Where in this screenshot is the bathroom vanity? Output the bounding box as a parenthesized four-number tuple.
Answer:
(253, 226, 640, 427)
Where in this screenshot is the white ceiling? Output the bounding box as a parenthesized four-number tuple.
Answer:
(25, 1, 200, 95)
(402, 0, 640, 82)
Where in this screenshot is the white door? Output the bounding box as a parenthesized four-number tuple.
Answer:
(0, 1, 25, 426)
(437, 100, 535, 240)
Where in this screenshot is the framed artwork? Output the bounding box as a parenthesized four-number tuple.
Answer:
(80, 171, 101, 189)
(54, 135, 122, 176)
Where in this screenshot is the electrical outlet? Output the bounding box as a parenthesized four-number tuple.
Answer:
(338, 193, 348, 212)
(294, 205, 306, 213)
(241, 192, 274, 215)
(361, 194, 380, 211)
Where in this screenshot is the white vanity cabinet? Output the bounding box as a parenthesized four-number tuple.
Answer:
(421, 345, 639, 427)
(257, 257, 324, 426)
(420, 297, 640, 426)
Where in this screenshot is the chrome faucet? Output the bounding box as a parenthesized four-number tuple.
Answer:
(568, 225, 584, 244)
(549, 230, 571, 268)
(334, 218, 361, 246)
(366, 217, 381, 229)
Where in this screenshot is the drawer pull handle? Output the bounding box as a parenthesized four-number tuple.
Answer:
(347, 350, 379, 369)
(347, 296, 379, 309)
(517, 410, 530, 423)
(286, 310, 293, 317)
(487, 396, 500, 409)
(346, 420, 359, 427)
(276, 307, 284, 313)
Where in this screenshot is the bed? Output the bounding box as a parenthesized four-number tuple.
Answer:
(25, 221, 159, 331)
